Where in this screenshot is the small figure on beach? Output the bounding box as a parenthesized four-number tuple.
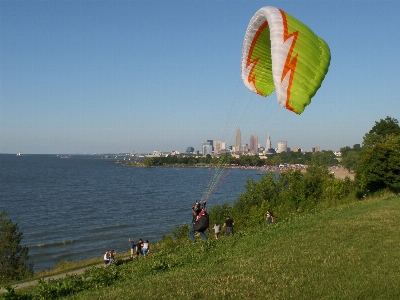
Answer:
(223, 216, 234, 236)
(213, 223, 221, 239)
(104, 251, 110, 267)
(266, 210, 274, 225)
(189, 201, 208, 242)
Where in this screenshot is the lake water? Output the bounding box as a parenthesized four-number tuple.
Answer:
(0, 154, 263, 272)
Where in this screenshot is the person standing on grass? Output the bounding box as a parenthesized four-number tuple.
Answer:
(223, 216, 234, 236)
(109, 250, 116, 264)
(104, 251, 110, 267)
(189, 202, 208, 242)
(136, 239, 143, 256)
(266, 210, 274, 225)
(213, 223, 221, 239)
(142, 240, 149, 256)
(129, 239, 135, 258)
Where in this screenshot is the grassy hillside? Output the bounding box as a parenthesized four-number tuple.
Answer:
(65, 195, 400, 299)
(6, 195, 400, 299)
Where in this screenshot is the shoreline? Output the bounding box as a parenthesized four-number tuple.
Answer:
(123, 163, 355, 180)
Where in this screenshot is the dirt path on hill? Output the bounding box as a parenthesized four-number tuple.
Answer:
(0, 257, 132, 294)
(0, 264, 101, 293)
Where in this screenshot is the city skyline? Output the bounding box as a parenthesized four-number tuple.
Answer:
(195, 130, 324, 156)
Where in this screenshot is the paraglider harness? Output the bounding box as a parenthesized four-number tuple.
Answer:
(192, 201, 209, 233)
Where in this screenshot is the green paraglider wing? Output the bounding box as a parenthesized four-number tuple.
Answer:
(241, 6, 331, 114)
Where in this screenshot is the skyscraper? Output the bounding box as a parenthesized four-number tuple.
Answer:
(214, 140, 222, 154)
(207, 140, 214, 151)
(266, 133, 271, 151)
(235, 129, 241, 152)
(250, 135, 259, 154)
(202, 141, 211, 156)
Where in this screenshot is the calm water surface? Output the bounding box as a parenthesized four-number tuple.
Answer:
(0, 154, 263, 272)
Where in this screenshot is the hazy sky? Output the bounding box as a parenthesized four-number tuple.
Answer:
(1, 0, 399, 154)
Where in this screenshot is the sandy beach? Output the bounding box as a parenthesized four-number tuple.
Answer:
(330, 166, 355, 180)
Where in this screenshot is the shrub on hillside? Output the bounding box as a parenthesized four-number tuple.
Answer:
(0, 211, 33, 283)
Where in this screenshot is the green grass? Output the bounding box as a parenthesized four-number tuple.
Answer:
(65, 195, 400, 299)
(5, 195, 400, 299)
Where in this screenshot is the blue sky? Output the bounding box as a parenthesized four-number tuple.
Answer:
(1, 0, 399, 154)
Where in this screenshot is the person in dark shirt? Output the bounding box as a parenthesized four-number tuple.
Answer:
(266, 210, 274, 225)
(223, 216, 234, 236)
(136, 239, 143, 256)
(189, 202, 208, 242)
(109, 249, 116, 264)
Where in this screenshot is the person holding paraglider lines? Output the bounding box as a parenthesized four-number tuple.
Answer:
(189, 201, 209, 242)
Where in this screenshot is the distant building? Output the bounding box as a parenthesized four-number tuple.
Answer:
(221, 142, 227, 152)
(235, 129, 241, 152)
(153, 150, 163, 157)
(312, 145, 321, 153)
(214, 140, 222, 154)
(186, 147, 194, 153)
(207, 140, 214, 151)
(202, 145, 212, 156)
(250, 135, 258, 154)
(277, 141, 287, 153)
(266, 133, 271, 150)
(202, 142, 212, 156)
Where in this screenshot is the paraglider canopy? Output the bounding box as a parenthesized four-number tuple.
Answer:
(241, 6, 331, 114)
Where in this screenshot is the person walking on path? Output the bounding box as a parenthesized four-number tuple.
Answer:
(223, 216, 234, 236)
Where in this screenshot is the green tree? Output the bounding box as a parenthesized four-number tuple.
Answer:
(311, 150, 338, 166)
(340, 146, 351, 157)
(356, 135, 400, 192)
(218, 153, 234, 165)
(0, 211, 33, 282)
(340, 150, 360, 172)
(363, 116, 400, 148)
(239, 155, 262, 166)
